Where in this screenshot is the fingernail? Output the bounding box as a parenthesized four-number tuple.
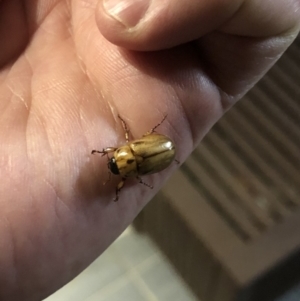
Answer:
(103, 0, 150, 28)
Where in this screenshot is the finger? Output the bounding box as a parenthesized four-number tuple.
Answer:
(95, 0, 300, 51)
(95, 0, 240, 50)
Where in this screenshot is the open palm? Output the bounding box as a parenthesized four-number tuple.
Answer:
(0, 0, 299, 300)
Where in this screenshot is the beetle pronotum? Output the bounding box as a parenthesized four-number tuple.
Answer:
(92, 115, 177, 201)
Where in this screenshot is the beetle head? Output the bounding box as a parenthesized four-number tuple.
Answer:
(108, 157, 120, 175)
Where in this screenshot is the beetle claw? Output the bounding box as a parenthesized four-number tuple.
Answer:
(137, 176, 153, 189)
(148, 114, 167, 134)
(103, 171, 111, 185)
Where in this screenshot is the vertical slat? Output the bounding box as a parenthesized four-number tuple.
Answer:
(194, 144, 274, 229)
(237, 97, 300, 165)
(225, 108, 300, 188)
(249, 88, 300, 145)
(215, 118, 299, 205)
(184, 156, 261, 240)
(205, 131, 290, 218)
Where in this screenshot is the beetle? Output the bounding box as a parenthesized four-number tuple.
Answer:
(91, 115, 177, 201)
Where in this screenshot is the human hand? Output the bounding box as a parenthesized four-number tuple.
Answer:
(0, 0, 299, 300)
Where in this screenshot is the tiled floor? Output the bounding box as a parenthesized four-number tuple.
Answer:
(44, 226, 198, 301)
(44, 225, 300, 301)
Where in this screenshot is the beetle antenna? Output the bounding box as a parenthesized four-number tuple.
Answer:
(136, 176, 153, 189)
(118, 115, 130, 142)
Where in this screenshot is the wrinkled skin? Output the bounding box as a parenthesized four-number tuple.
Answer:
(0, 0, 299, 300)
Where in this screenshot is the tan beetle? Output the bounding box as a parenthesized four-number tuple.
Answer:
(92, 115, 177, 201)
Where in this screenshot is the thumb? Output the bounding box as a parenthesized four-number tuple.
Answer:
(95, 0, 300, 51)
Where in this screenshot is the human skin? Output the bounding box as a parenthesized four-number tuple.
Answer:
(0, 0, 299, 300)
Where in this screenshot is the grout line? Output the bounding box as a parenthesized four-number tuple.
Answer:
(85, 227, 195, 301)
(110, 247, 159, 301)
(83, 274, 129, 301)
(82, 245, 160, 301)
(126, 267, 159, 301)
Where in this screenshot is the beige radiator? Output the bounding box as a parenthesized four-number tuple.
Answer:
(134, 35, 300, 301)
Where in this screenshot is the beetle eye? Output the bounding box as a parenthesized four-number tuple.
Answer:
(108, 158, 120, 175)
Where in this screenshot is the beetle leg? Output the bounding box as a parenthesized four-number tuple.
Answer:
(91, 149, 103, 155)
(136, 176, 153, 189)
(114, 178, 126, 202)
(118, 115, 130, 142)
(103, 171, 112, 185)
(91, 147, 117, 156)
(144, 115, 167, 136)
